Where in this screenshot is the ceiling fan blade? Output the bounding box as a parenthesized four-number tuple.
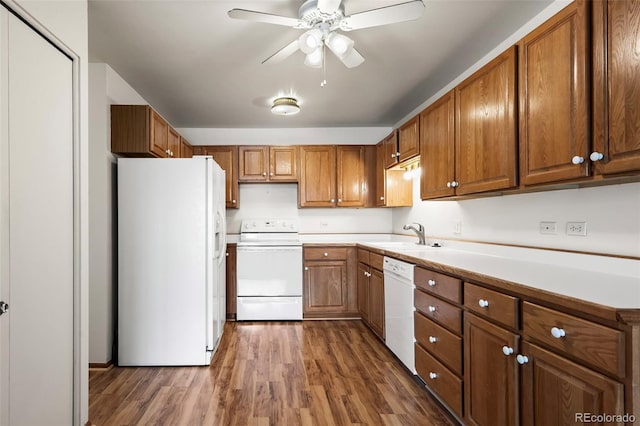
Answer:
(334, 47, 365, 68)
(228, 8, 302, 28)
(262, 40, 300, 65)
(340, 0, 425, 31)
(317, 0, 342, 14)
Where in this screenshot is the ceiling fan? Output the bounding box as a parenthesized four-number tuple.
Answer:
(228, 0, 426, 70)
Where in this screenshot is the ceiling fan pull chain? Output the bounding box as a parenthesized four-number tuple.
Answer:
(321, 44, 327, 87)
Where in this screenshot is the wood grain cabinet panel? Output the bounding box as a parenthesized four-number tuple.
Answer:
(167, 126, 180, 158)
(455, 46, 518, 195)
(464, 313, 519, 426)
(368, 268, 385, 339)
(357, 262, 370, 322)
(415, 289, 462, 334)
(225, 243, 237, 320)
(150, 109, 169, 158)
(383, 130, 399, 168)
(238, 145, 298, 182)
(299, 145, 336, 207)
(180, 137, 193, 158)
(304, 261, 348, 314)
(592, 0, 640, 175)
(193, 146, 239, 208)
(376, 139, 412, 207)
(416, 343, 463, 419)
(111, 105, 177, 158)
(519, 1, 590, 185)
(420, 90, 456, 200)
(269, 146, 298, 181)
(520, 341, 624, 426)
(357, 249, 384, 340)
(415, 312, 462, 375)
(336, 145, 368, 207)
(464, 283, 519, 329)
(415, 267, 462, 304)
(397, 115, 420, 162)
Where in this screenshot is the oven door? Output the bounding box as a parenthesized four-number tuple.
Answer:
(236, 245, 303, 296)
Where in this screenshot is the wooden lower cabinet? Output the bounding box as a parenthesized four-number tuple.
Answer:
(464, 313, 519, 426)
(520, 341, 624, 426)
(368, 268, 384, 339)
(303, 246, 357, 318)
(225, 243, 237, 320)
(357, 262, 370, 322)
(357, 249, 384, 339)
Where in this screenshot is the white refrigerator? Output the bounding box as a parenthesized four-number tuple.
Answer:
(117, 157, 226, 366)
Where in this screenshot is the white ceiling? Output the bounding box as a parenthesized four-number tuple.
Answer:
(88, 0, 553, 128)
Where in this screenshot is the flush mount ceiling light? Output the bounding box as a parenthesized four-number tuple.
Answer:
(271, 97, 300, 116)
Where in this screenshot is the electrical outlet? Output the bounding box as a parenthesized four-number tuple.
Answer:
(453, 221, 462, 235)
(539, 221, 557, 235)
(567, 221, 587, 236)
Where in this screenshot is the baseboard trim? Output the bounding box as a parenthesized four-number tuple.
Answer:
(89, 361, 113, 370)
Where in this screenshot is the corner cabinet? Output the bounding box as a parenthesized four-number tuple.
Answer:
(193, 145, 239, 208)
(519, 1, 591, 185)
(592, 0, 640, 175)
(111, 105, 177, 158)
(397, 115, 420, 162)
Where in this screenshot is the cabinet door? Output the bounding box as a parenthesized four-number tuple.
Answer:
(592, 0, 640, 175)
(180, 137, 193, 158)
(303, 260, 348, 315)
(168, 126, 180, 158)
(337, 145, 367, 207)
(420, 90, 456, 199)
(398, 115, 420, 162)
(375, 141, 387, 206)
(269, 146, 298, 181)
(456, 46, 518, 195)
(519, 1, 590, 185)
(149, 109, 169, 157)
(200, 146, 239, 208)
(225, 243, 237, 320)
(369, 268, 385, 340)
(299, 146, 336, 207)
(238, 146, 268, 181)
(357, 263, 370, 322)
(464, 313, 519, 426)
(520, 341, 624, 426)
(383, 131, 399, 168)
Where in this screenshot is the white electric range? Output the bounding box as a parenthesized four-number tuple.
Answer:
(236, 219, 303, 320)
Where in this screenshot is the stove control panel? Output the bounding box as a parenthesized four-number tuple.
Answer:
(241, 219, 299, 233)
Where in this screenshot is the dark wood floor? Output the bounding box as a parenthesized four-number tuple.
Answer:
(89, 320, 456, 425)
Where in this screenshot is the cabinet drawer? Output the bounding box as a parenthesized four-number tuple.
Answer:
(369, 252, 384, 270)
(522, 302, 625, 377)
(464, 283, 518, 329)
(304, 247, 348, 261)
(415, 312, 462, 375)
(415, 343, 463, 418)
(357, 248, 370, 264)
(415, 290, 462, 334)
(415, 268, 462, 303)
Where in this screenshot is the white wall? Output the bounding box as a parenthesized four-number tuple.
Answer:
(11, 0, 89, 423)
(88, 63, 146, 365)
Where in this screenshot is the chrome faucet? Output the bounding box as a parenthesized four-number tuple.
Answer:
(403, 222, 426, 245)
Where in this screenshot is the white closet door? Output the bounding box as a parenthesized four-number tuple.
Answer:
(0, 6, 74, 425)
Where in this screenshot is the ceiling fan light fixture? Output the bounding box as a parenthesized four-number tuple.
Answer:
(325, 32, 353, 56)
(298, 29, 323, 54)
(304, 47, 323, 68)
(271, 97, 300, 115)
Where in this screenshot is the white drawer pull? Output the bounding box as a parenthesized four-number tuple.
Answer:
(428, 279, 436, 286)
(428, 306, 437, 313)
(516, 354, 529, 365)
(502, 346, 514, 356)
(429, 372, 437, 379)
(323, 252, 328, 257)
(428, 336, 437, 343)
(478, 299, 489, 308)
(551, 327, 566, 339)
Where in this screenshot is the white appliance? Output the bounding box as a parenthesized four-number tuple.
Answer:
(384, 256, 417, 374)
(236, 219, 303, 320)
(117, 157, 226, 366)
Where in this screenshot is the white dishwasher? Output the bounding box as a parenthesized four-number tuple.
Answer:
(383, 256, 416, 374)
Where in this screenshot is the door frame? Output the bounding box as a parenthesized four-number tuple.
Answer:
(1, 1, 85, 424)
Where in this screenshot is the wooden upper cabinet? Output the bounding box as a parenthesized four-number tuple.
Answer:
(420, 90, 456, 200)
(592, 0, 640, 175)
(149, 109, 169, 158)
(111, 105, 169, 157)
(336, 145, 368, 207)
(375, 142, 387, 206)
(398, 115, 420, 162)
(194, 146, 239, 208)
(238, 145, 298, 182)
(299, 145, 337, 207)
(383, 131, 399, 168)
(180, 137, 193, 158)
(519, 1, 590, 185)
(376, 140, 412, 207)
(167, 126, 180, 158)
(455, 46, 518, 195)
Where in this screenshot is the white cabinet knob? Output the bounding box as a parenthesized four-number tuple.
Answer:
(428, 336, 437, 343)
(516, 354, 529, 365)
(165, 149, 170, 154)
(396, 152, 400, 157)
(502, 346, 514, 356)
(478, 299, 489, 308)
(323, 252, 328, 257)
(428, 279, 436, 287)
(232, 199, 236, 203)
(550, 327, 566, 338)
(380, 196, 384, 201)
(590, 152, 604, 162)
(330, 199, 335, 203)
(391, 153, 396, 158)
(428, 305, 437, 313)
(429, 372, 437, 379)
(304, 266, 309, 271)
(262, 172, 267, 176)
(572, 156, 585, 165)
(446, 182, 451, 188)
(270, 172, 274, 176)
(451, 181, 459, 187)
(338, 198, 342, 202)
(226, 252, 229, 257)
(171, 151, 174, 157)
